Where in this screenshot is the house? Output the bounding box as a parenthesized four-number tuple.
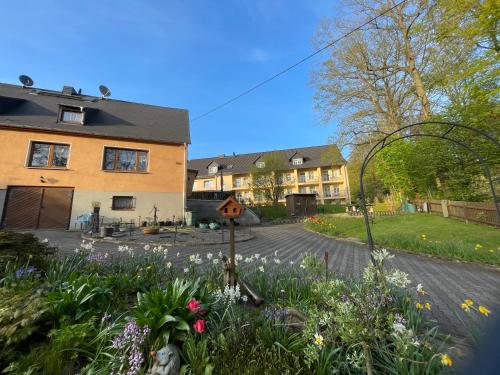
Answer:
(0, 82, 190, 229)
(188, 145, 350, 204)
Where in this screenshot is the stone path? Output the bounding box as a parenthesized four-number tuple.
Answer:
(33, 223, 500, 338)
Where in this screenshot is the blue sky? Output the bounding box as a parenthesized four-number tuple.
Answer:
(1, 0, 342, 159)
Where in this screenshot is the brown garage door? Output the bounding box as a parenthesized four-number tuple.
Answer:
(2, 187, 74, 229)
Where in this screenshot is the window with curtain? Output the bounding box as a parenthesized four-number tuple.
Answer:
(103, 147, 148, 172)
(112, 196, 135, 210)
(28, 142, 69, 168)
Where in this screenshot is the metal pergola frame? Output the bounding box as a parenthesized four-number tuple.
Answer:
(358, 121, 500, 263)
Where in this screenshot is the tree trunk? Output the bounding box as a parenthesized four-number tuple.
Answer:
(393, 1, 432, 120)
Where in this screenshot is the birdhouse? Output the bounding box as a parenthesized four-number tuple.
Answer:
(217, 196, 244, 219)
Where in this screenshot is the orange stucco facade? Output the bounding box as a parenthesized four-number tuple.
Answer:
(0, 127, 188, 228)
(0, 127, 185, 192)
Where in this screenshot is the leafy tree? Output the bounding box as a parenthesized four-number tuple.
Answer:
(313, 0, 499, 202)
(249, 153, 289, 205)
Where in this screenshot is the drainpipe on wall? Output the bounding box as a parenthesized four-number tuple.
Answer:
(183, 143, 187, 223)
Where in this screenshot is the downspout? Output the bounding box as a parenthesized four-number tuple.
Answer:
(183, 143, 187, 223)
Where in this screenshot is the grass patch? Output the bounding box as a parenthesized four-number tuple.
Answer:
(305, 213, 500, 266)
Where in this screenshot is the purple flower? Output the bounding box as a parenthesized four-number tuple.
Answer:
(263, 305, 289, 322)
(111, 320, 150, 375)
(15, 266, 36, 278)
(86, 252, 108, 264)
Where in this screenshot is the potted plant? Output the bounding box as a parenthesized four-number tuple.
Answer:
(209, 222, 220, 230)
(100, 225, 114, 237)
(142, 225, 160, 235)
(198, 223, 209, 229)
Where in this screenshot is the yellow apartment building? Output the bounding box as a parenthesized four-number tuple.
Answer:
(0, 82, 190, 229)
(188, 145, 350, 205)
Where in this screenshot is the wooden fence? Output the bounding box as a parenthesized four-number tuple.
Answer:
(417, 199, 499, 226)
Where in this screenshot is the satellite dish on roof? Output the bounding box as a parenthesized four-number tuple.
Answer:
(19, 75, 34, 87)
(99, 85, 111, 98)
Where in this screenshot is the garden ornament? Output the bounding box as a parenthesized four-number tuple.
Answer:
(148, 345, 180, 375)
(221, 256, 264, 306)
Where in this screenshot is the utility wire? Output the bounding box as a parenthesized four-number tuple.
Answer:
(191, 0, 408, 122)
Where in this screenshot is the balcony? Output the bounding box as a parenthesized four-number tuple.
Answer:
(322, 190, 346, 198)
(298, 176, 318, 184)
(322, 175, 343, 183)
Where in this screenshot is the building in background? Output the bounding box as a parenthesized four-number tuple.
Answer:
(0, 82, 190, 229)
(188, 145, 350, 205)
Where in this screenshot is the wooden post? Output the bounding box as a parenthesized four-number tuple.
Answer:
(229, 218, 236, 286)
(324, 250, 329, 281)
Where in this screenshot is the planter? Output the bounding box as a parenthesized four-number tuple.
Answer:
(199, 223, 209, 229)
(100, 226, 114, 237)
(142, 227, 160, 235)
(209, 222, 220, 230)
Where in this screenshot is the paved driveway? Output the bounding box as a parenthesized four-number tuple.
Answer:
(34, 223, 500, 338)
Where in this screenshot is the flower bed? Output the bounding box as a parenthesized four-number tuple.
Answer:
(0, 236, 487, 374)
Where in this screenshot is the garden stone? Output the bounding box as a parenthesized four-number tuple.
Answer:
(148, 344, 180, 375)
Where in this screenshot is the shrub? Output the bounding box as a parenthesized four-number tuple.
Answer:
(317, 203, 346, 214)
(0, 286, 50, 367)
(0, 231, 55, 275)
(252, 204, 288, 220)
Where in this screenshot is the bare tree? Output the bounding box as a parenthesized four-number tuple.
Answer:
(312, 0, 442, 147)
(249, 152, 289, 205)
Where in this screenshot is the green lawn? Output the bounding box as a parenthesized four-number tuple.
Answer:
(305, 213, 500, 266)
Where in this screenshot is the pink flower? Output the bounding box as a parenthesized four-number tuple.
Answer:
(187, 299, 201, 313)
(193, 319, 205, 334)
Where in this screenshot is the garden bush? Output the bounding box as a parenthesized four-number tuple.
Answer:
(0, 231, 55, 275)
(0, 239, 479, 374)
(251, 204, 288, 220)
(317, 203, 346, 214)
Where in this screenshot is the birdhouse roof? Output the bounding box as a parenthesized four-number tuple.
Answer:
(217, 196, 242, 211)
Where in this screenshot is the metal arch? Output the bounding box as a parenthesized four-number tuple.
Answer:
(358, 121, 500, 263)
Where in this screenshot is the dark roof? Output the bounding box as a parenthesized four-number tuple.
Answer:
(0, 83, 190, 144)
(189, 145, 346, 178)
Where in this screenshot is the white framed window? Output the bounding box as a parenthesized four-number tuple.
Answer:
(256, 161, 265, 168)
(309, 186, 317, 194)
(299, 172, 306, 183)
(209, 165, 218, 174)
(299, 187, 307, 193)
(234, 178, 241, 187)
(323, 186, 331, 197)
(333, 168, 341, 177)
(307, 171, 315, 180)
(292, 158, 303, 165)
(59, 105, 84, 124)
(333, 185, 341, 194)
(203, 180, 213, 189)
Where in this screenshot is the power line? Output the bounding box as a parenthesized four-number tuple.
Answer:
(191, 0, 408, 122)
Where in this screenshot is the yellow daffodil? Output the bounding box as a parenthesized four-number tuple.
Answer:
(475, 244, 482, 249)
(313, 333, 324, 346)
(440, 353, 453, 366)
(425, 302, 431, 310)
(416, 302, 424, 310)
(146, 265, 152, 271)
(421, 234, 427, 240)
(461, 303, 470, 312)
(478, 306, 491, 317)
(488, 249, 493, 253)
(465, 299, 473, 306)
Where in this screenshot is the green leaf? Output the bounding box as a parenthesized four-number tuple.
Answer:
(175, 319, 190, 331)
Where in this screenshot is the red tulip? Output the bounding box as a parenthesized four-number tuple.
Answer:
(187, 299, 201, 313)
(193, 319, 205, 334)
